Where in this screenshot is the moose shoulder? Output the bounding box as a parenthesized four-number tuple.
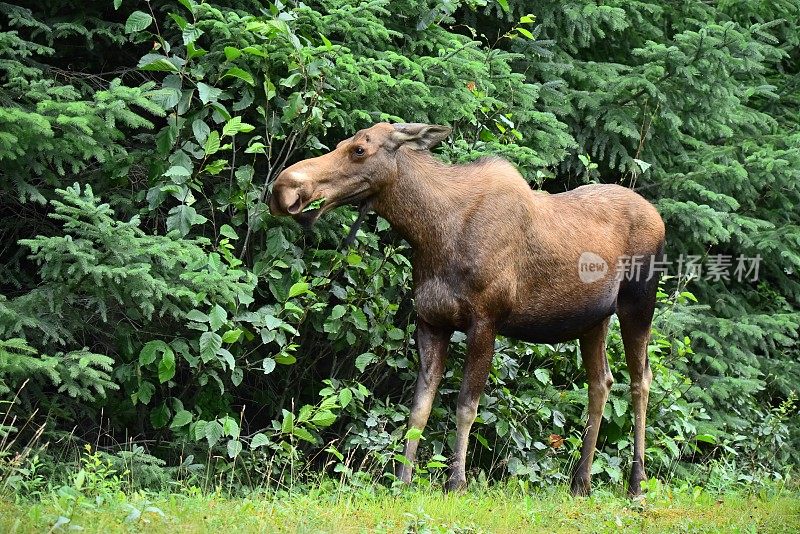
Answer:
(269, 122, 666, 496)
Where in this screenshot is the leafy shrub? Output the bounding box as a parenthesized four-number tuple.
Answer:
(0, 0, 797, 495)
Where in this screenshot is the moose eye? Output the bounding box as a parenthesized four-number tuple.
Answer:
(353, 146, 365, 157)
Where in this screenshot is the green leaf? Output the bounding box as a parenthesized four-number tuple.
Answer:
(163, 165, 191, 179)
(355, 352, 376, 373)
(338, 388, 353, 408)
(695, 434, 717, 444)
(222, 417, 240, 438)
(170, 410, 193, 429)
(520, 14, 535, 23)
(138, 54, 179, 72)
(534, 368, 551, 385)
(263, 79, 276, 100)
(329, 305, 346, 320)
(242, 46, 267, 57)
(517, 27, 534, 40)
(245, 142, 267, 154)
(264, 315, 282, 330)
(222, 329, 242, 343)
(158, 348, 176, 383)
(125, 11, 152, 33)
(204, 131, 220, 156)
(351, 307, 368, 330)
(297, 404, 313, 423)
(205, 420, 224, 447)
(197, 82, 222, 104)
(325, 445, 344, 461)
(311, 410, 336, 427)
(220, 224, 238, 240)
(139, 340, 169, 366)
(203, 159, 227, 175)
(612, 397, 628, 418)
(223, 67, 255, 86)
(167, 205, 207, 236)
(283, 92, 303, 121)
(633, 158, 652, 173)
(217, 347, 235, 371)
(114, 0, 122, 10)
(393, 454, 411, 467)
(262, 357, 276, 374)
(405, 427, 423, 441)
(231, 367, 243, 386)
(275, 353, 296, 365)
(288, 281, 310, 298)
(191, 420, 206, 442)
(222, 116, 255, 136)
(199, 332, 222, 363)
(496, 0, 509, 13)
(150, 403, 170, 429)
(209, 304, 227, 331)
(186, 309, 208, 323)
(135, 381, 155, 405)
(224, 46, 241, 60)
(387, 327, 405, 341)
(169, 13, 187, 30)
(280, 72, 302, 88)
(664, 438, 680, 458)
(320, 33, 332, 49)
(292, 427, 317, 443)
(475, 433, 492, 450)
(192, 119, 210, 144)
(303, 198, 326, 212)
(227, 439, 243, 458)
(149, 88, 182, 109)
(182, 26, 203, 46)
(281, 409, 294, 433)
(251, 433, 270, 449)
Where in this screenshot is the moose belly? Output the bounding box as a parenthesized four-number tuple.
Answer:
(498, 283, 619, 343)
(414, 273, 619, 342)
(498, 306, 615, 344)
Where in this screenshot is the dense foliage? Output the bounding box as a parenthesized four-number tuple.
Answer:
(1, 0, 797, 494)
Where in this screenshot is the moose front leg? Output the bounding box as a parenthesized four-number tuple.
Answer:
(397, 320, 452, 484)
(447, 319, 496, 491)
(571, 318, 612, 496)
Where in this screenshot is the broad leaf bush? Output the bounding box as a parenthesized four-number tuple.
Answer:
(0, 0, 797, 493)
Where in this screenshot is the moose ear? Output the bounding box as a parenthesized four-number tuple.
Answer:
(390, 123, 452, 151)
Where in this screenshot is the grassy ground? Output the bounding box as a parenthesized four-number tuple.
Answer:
(2, 483, 799, 533)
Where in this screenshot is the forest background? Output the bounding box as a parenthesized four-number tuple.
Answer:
(1, 0, 798, 507)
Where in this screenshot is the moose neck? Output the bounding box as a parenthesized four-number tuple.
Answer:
(371, 149, 459, 252)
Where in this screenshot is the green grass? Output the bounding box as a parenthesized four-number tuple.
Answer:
(2, 484, 799, 533)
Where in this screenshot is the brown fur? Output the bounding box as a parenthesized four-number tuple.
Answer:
(270, 123, 665, 496)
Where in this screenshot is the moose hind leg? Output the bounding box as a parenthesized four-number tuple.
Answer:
(617, 257, 659, 496)
(446, 319, 495, 492)
(618, 306, 655, 496)
(398, 320, 452, 484)
(571, 317, 612, 497)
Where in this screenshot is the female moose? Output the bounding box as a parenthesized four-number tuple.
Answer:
(269, 123, 665, 496)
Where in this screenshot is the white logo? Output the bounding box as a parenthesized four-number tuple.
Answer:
(578, 252, 608, 283)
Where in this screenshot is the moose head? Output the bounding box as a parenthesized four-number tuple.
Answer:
(269, 122, 451, 225)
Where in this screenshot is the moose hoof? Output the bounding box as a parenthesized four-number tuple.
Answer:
(570, 474, 592, 497)
(396, 466, 413, 485)
(627, 476, 646, 498)
(445, 477, 467, 493)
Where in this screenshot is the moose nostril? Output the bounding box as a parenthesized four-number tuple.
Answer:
(287, 197, 303, 214)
